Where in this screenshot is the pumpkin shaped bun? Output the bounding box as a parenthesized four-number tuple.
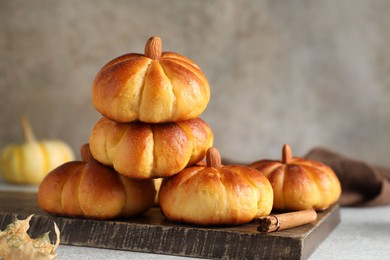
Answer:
(92, 36, 210, 123)
(159, 147, 273, 226)
(89, 117, 213, 179)
(249, 144, 342, 211)
(38, 144, 156, 219)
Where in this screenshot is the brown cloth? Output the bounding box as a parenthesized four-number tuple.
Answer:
(305, 148, 390, 207)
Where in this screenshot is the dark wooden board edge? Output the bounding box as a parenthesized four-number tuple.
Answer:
(0, 191, 340, 259)
(302, 204, 341, 259)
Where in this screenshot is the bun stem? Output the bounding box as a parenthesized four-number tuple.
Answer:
(81, 143, 95, 162)
(206, 147, 222, 169)
(144, 36, 162, 60)
(282, 144, 293, 164)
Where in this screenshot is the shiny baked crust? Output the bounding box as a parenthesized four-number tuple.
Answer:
(92, 51, 210, 123)
(38, 157, 156, 219)
(89, 117, 213, 179)
(159, 164, 273, 226)
(250, 147, 342, 211)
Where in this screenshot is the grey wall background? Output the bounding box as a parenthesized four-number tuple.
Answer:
(1, 0, 390, 166)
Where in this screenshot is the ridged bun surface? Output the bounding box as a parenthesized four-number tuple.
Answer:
(159, 148, 273, 226)
(38, 144, 156, 219)
(249, 144, 342, 211)
(92, 36, 210, 123)
(89, 117, 213, 179)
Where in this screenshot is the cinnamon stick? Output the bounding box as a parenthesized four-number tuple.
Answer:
(256, 209, 317, 233)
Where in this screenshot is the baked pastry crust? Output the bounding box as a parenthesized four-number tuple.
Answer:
(159, 148, 273, 226)
(250, 144, 342, 211)
(89, 117, 213, 179)
(92, 37, 210, 123)
(38, 144, 156, 219)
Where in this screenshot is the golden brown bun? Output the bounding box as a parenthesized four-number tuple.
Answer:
(92, 37, 210, 123)
(159, 148, 273, 226)
(249, 144, 342, 211)
(89, 117, 213, 179)
(38, 144, 156, 219)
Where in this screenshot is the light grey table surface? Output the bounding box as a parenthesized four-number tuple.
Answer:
(1, 182, 389, 260)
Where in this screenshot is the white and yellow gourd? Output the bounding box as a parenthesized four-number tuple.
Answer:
(0, 117, 74, 184)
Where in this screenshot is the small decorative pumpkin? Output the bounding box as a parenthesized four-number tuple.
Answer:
(0, 215, 60, 260)
(0, 117, 74, 184)
(159, 147, 273, 226)
(89, 117, 213, 179)
(249, 144, 342, 211)
(92, 36, 210, 123)
(38, 144, 156, 219)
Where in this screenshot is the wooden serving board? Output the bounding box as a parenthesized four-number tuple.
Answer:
(0, 191, 340, 259)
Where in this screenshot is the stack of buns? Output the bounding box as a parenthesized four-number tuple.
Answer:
(38, 36, 214, 219)
(38, 36, 340, 224)
(89, 36, 214, 179)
